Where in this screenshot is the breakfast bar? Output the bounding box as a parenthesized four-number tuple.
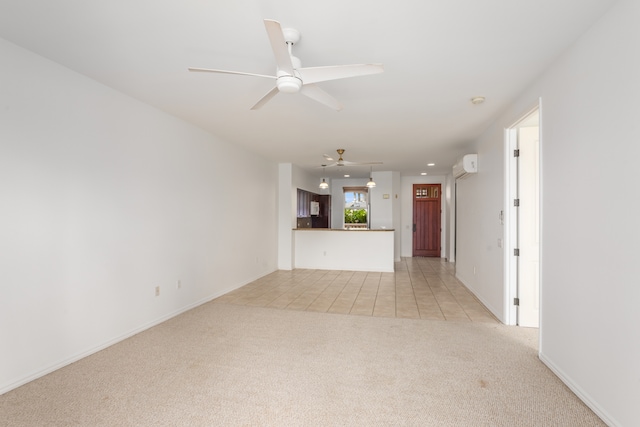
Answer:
(293, 228, 395, 273)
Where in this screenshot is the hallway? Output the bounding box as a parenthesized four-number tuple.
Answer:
(214, 257, 498, 323)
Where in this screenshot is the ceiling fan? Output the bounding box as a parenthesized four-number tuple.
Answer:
(323, 149, 383, 167)
(188, 19, 384, 111)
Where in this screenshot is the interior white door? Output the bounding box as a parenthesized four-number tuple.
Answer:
(517, 126, 540, 328)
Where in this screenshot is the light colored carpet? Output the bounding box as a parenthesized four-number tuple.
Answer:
(0, 302, 604, 426)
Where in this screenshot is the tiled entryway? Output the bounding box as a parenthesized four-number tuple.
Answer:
(214, 257, 498, 323)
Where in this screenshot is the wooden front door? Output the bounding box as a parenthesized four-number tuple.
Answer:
(413, 184, 441, 257)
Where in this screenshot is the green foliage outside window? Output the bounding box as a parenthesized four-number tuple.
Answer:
(344, 208, 367, 224)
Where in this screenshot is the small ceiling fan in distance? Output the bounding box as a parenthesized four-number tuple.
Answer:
(188, 19, 384, 111)
(323, 149, 383, 168)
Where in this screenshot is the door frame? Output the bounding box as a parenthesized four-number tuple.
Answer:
(504, 99, 542, 327)
(412, 183, 442, 257)
(402, 176, 448, 260)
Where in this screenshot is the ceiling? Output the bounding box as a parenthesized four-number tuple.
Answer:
(0, 0, 616, 179)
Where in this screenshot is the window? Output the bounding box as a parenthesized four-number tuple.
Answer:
(343, 186, 369, 229)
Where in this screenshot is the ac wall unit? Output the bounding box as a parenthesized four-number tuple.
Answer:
(453, 154, 478, 179)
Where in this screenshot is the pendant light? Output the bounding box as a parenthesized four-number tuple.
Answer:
(319, 165, 329, 189)
(366, 166, 376, 188)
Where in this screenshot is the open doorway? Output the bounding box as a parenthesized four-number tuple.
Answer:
(506, 106, 540, 328)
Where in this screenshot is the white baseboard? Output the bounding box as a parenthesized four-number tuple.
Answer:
(539, 352, 618, 427)
(0, 268, 277, 396)
(455, 273, 504, 323)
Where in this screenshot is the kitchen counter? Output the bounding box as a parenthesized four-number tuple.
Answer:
(293, 228, 394, 272)
(294, 228, 394, 231)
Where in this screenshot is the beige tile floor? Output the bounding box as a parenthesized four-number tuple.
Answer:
(214, 257, 498, 323)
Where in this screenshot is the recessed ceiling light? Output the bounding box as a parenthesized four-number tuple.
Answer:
(427, 163, 435, 166)
(421, 172, 427, 176)
(471, 96, 486, 105)
(344, 174, 350, 177)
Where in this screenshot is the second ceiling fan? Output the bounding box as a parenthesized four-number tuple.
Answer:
(188, 19, 384, 111)
(323, 149, 383, 168)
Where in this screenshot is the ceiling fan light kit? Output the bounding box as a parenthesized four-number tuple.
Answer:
(277, 75, 302, 93)
(188, 19, 383, 110)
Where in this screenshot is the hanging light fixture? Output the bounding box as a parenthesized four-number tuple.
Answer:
(319, 165, 329, 189)
(366, 166, 376, 188)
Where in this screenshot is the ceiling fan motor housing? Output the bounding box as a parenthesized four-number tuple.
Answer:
(282, 28, 301, 45)
(276, 54, 302, 93)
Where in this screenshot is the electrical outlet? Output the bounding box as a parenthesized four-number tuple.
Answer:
(155, 286, 160, 296)
(473, 267, 477, 275)
(177, 280, 181, 289)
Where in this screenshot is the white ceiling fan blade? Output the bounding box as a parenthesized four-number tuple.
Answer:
(323, 154, 335, 161)
(264, 19, 294, 75)
(250, 87, 279, 110)
(343, 160, 384, 166)
(300, 84, 343, 111)
(188, 67, 275, 79)
(298, 64, 384, 84)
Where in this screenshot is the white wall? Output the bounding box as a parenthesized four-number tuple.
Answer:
(369, 171, 394, 230)
(278, 163, 324, 270)
(0, 38, 278, 394)
(454, 159, 503, 319)
(444, 174, 455, 262)
(457, 0, 640, 424)
(392, 172, 402, 261)
(277, 163, 294, 270)
(293, 164, 323, 194)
